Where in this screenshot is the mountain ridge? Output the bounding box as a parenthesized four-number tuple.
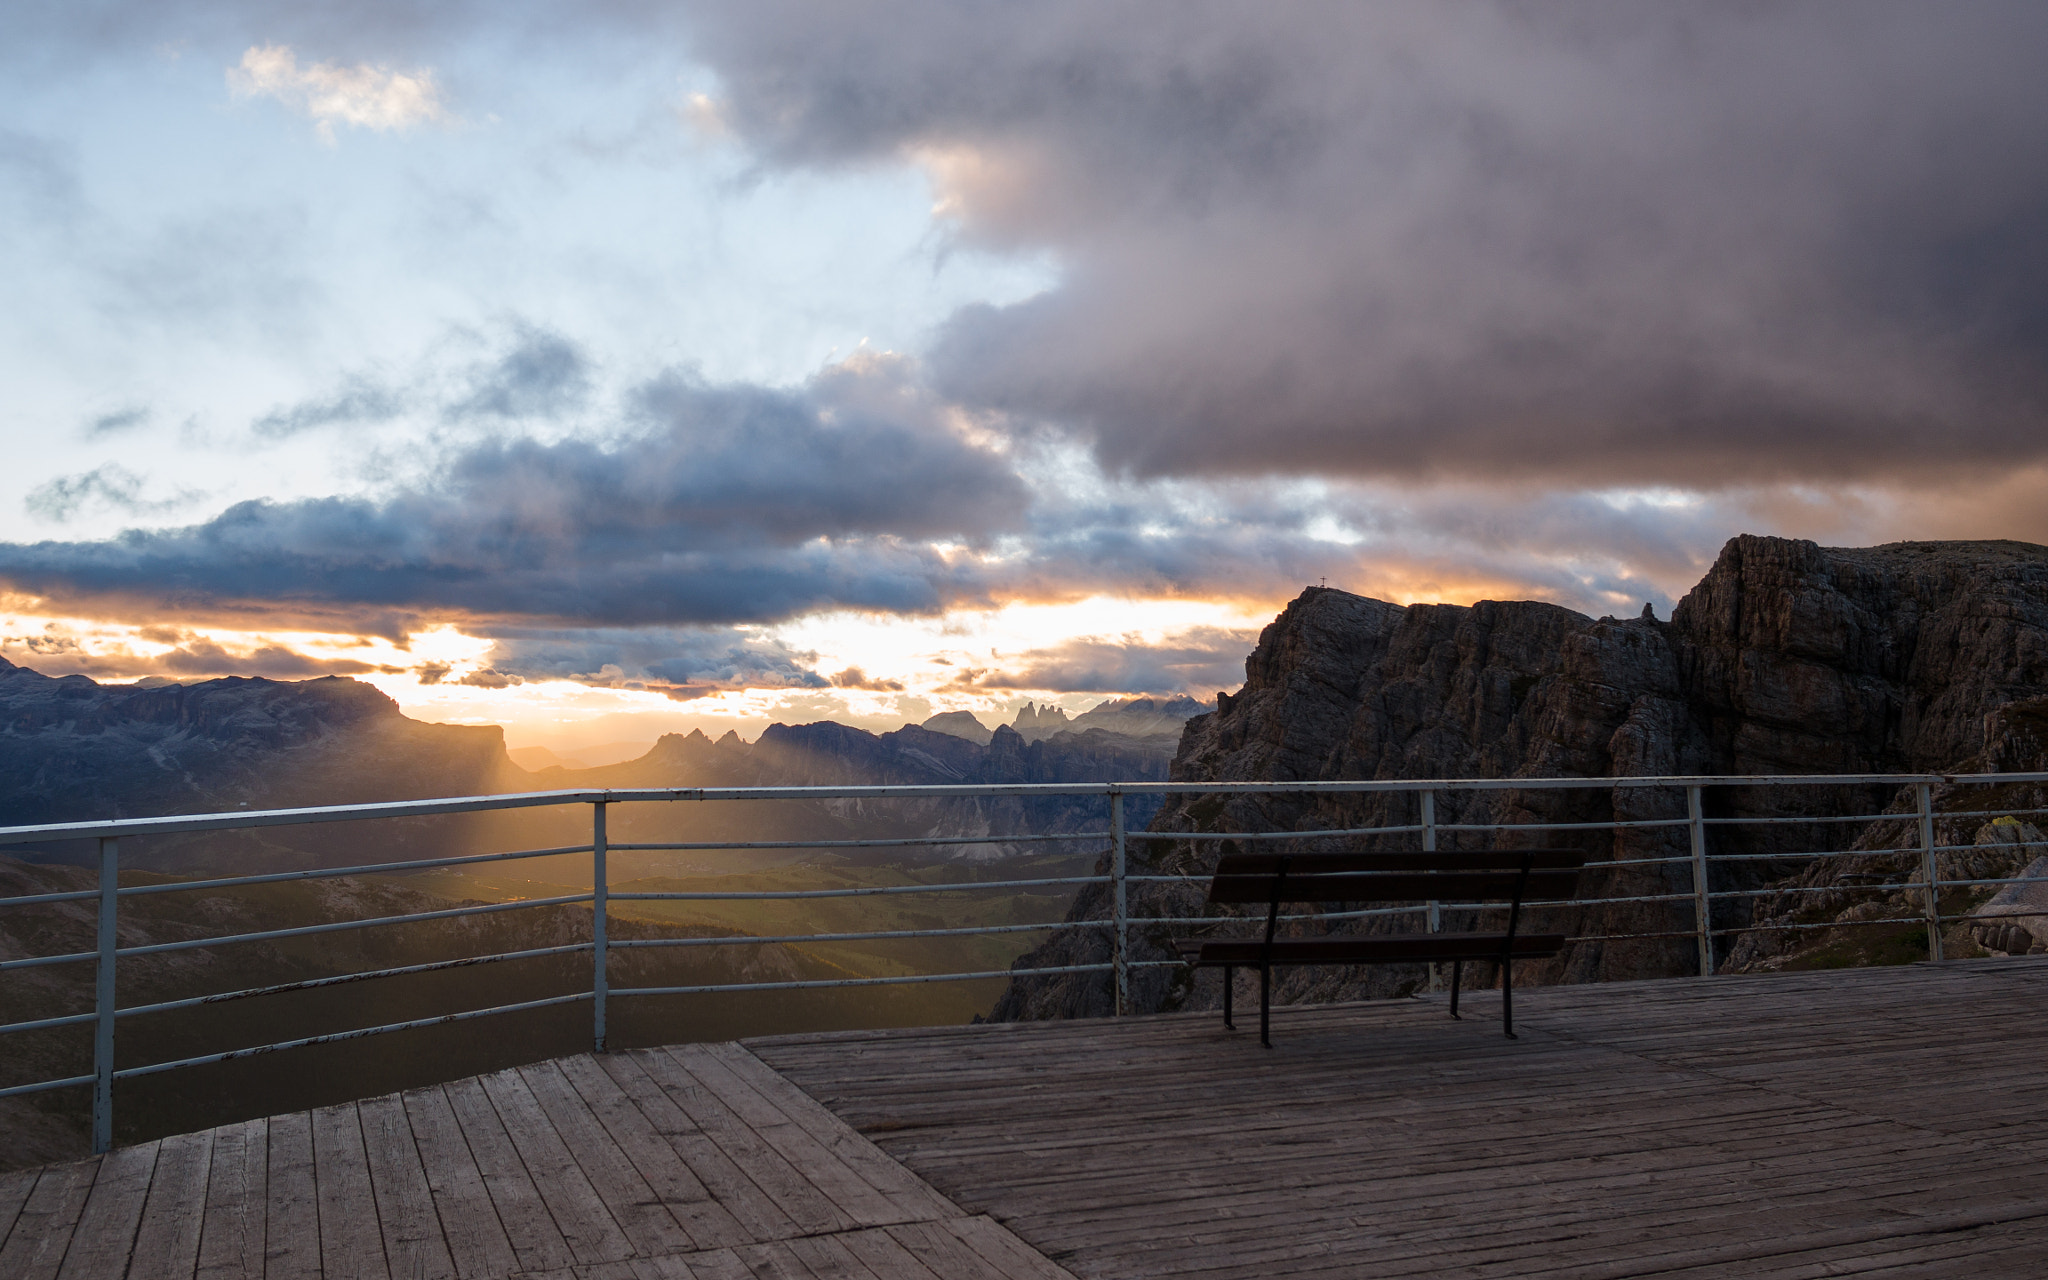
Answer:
(990, 534, 2048, 1020)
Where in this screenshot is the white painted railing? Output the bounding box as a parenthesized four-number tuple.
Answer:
(4, 772, 2046, 1152)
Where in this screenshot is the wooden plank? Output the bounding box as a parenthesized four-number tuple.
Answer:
(654, 1246, 755, 1280)
(402, 1084, 521, 1280)
(593, 1054, 803, 1247)
(0, 1159, 99, 1280)
(552, 1055, 752, 1251)
(442, 1076, 577, 1274)
(832, 1227, 945, 1280)
(0, 1165, 39, 1254)
(663, 1047, 903, 1228)
(476, 1067, 634, 1266)
(516, 1061, 697, 1259)
(126, 1130, 214, 1280)
(942, 1217, 1079, 1280)
(265, 1113, 322, 1280)
(880, 1220, 1024, 1280)
(51, 1141, 156, 1280)
(357, 1093, 457, 1280)
(195, 1119, 266, 1280)
(701, 1045, 956, 1223)
(625, 1050, 849, 1237)
(778, 1233, 881, 1280)
(311, 1103, 390, 1280)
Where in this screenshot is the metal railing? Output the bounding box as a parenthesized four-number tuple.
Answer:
(4, 771, 2048, 1153)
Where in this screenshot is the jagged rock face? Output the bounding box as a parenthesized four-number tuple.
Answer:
(1670, 536, 2048, 773)
(992, 535, 2048, 1022)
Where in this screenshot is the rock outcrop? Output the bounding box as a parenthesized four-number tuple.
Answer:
(991, 535, 2048, 1021)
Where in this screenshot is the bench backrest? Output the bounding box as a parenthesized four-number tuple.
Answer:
(1205, 848, 1586, 906)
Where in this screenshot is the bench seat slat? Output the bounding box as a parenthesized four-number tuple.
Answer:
(1174, 933, 1568, 966)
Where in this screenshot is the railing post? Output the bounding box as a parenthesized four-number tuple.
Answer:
(1688, 786, 1713, 978)
(1918, 782, 1944, 962)
(1111, 789, 1128, 1016)
(93, 836, 117, 1154)
(592, 801, 609, 1052)
(1421, 791, 1441, 993)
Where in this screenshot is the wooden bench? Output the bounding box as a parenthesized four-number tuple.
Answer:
(1174, 848, 1585, 1046)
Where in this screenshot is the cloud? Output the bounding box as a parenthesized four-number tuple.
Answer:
(0, 625, 390, 682)
(228, 43, 448, 143)
(81, 407, 150, 438)
(830, 667, 904, 692)
(684, 2, 2048, 487)
(253, 375, 404, 437)
(472, 623, 835, 697)
(24, 464, 200, 523)
(961, 627, 1260, 696)
(0, 355, 1028, 627)
(444, 327, 592, 421)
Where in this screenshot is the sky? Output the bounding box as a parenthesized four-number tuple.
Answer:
(3, 2, 2046, 752)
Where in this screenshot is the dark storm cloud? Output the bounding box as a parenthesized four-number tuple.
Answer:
(683, 1, 2048, 485)
(0, 357, 1027, 627)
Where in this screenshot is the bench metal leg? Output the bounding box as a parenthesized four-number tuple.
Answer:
(1259, 964, 1272, 1049)
(1222, 964, 1234, 1029)
(1449, 960, 1462, 1019)
(1502, 958, 1517, 1039)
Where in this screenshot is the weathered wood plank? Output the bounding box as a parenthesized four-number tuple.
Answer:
(0, 1159, 99, 1280)
(358, 1093, 457, 1280)
(627, 1050, 850, 1237)
(194, 1119, 265, 1280)
(51, 1140, 156, 1280)
(695, 1045, 954, 1223)
(125, 1131, 212, 1280)
(516, 1061, 696, 1259)
(553, 1055, 751, 1251)
(311, 1103, 390, 1280)
(0, 1164, 40, 1255)
(593, 1054, 803, 1248)
(443, 1076, 579, 1274)
(476, 1068, 633, 1265)
(404, 1084, 523, 1279)
(265, 1113, 322, 1280)
(662, 1047, 903, 1229)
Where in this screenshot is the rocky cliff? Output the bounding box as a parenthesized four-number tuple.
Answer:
(991, 535, 2048, 1021)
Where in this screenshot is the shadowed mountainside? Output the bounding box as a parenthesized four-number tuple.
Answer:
(993, 535, 2048, 1020)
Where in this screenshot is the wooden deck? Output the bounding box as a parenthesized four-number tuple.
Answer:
(6, 960, 2048, 1277)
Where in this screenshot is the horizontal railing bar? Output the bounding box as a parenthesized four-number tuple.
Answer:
(1725, 915, 1932, 934)
(1431, 819, 1697, 833)
(111, 992, 596, 1081)
(113, 943, 596, 1020)
(610, 831, 1107, 852)
(0, 1073, 96, 1100)
(610, 962, 1112, 997)
(1134, 825, 1424, 843)
(611, 876, 1106, 902)
(115, 893, 594, 958)
(7, 771, 2048, 846)
(612, 919, 1100, 949)
(0, 1009, 98, 1036)
(116, 844, 596, 898)
(0, 948, 96, 973)
(0, 886, 100, 909)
